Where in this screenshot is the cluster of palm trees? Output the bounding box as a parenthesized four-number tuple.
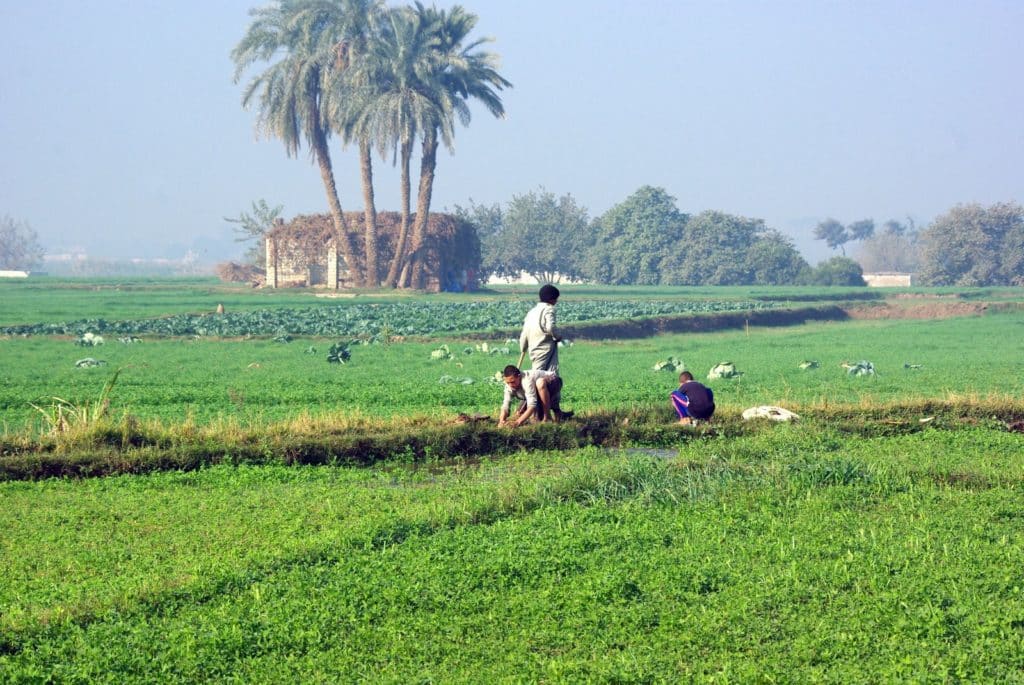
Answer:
(232, 0, 510, 288)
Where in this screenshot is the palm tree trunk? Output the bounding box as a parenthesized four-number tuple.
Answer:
(312, 135, 361, 288)
(359, 141, 379, 288)
(384, 138, 413, 288)
(406, 129, 438, 289)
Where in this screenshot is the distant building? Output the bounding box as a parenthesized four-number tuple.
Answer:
(264, 211, 480, 292)
(0, 270, 31, 278)
(862, 272, 914, 287)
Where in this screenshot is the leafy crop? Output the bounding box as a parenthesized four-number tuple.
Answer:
(0, 299, 775, 338)
(75, 332, 104, 346)
(326, 342, 351, 364)
(653, 356, 686, 372)
(842, 360, 876, 376)
(708, 361, 742, 379)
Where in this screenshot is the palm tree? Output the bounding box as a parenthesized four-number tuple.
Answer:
(318, 0, 386, 287)
(404, 3, 510, 288)
(338, 6, 445, 288)
(232, 0, 365, 286)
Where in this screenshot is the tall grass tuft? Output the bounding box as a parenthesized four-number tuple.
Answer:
(29, 368, 124, 444)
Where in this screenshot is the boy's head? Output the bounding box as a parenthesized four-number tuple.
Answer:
(502, 364, 523, 389)
(679, 371, 694, 383)
(539, 284, 560, 304)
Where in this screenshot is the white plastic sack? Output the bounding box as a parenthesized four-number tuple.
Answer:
(741, 406, 799, 422)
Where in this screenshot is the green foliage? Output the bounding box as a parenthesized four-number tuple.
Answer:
(806, 256, 866, 286)
(2, 306, 1023, 432)
(653, 356, 685, 372)
(477, 188, 592, 283)
(30, 368, 122, 437)
(0, 299, 775, 338)
(430, 344, 452, 360)
(813, 217, 849, 253)
(745, 231, 811, 285)
(326, 342, 351, 364)
(454, 200, 504, 283)
(578, 197, 810, 286)
(708, 361, 742, 379)
(584, 186, 688, 285)
(4, 428, 1024, 680)
(842, 360, 875, 376)
(919, 201, 1024, 286)
(663, 211, 762, 285)
(225, 199, 282, 267)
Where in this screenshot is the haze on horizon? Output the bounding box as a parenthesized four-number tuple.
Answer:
(1, 0, 1021, 266)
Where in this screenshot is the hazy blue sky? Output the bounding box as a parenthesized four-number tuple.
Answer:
(2, 0, 1022, 263)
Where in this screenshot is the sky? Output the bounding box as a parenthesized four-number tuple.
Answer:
(1, 0, 1022, 264)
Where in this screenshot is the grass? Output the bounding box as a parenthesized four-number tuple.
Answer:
(2, 283, 1024, 679)
(2, 425, 1024, 680)
(2, 309, 1022, 433)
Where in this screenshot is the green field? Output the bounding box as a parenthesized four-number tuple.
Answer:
(1, 280, 1023, 681)
(2, 311, 1022, 430)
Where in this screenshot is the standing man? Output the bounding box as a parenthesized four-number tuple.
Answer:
(517, 284, 572, 420)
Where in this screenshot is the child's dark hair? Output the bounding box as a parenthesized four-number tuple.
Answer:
(503, 365, 521, 378)
(539, 284, 560, 304)
(679, 370, 694, 382)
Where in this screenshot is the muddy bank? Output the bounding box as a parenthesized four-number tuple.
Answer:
(559, 306, 848, 340)
(843, 302, 991, 320)
(554, 300, 1002, 341)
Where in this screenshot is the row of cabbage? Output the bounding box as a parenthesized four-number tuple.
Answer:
(0, 299, 774, 338)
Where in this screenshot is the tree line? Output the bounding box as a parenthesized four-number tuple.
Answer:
(453, 187, 1024, 287)
(459, 186, 865, 287)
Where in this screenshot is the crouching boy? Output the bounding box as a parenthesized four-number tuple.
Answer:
(670, 371, 715, 425)
(498, 365, 563, 427)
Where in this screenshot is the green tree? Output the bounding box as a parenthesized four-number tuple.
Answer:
(918, 202, 1024, 286)
(0, 215, 44, 270)
(232, 0, 363, 285)
(806, 256, 866, 286)
(321, 0, 386, 288)
(847, 218, 875, 242)
(338, 5, 445, 288)
(814, 217, 875, 256)
(489, 189, 590, 284)
(813, 218, 850, 255)
(584, 186, 687, 285)
(453, 200, 503, 283)
(663, 211, 766, 285)
(225, 199, 283, 267)
(745, 231, 811, 285)
(405, 3, 510, 288)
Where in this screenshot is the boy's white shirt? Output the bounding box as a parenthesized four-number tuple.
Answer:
(519, 302, 558, 371)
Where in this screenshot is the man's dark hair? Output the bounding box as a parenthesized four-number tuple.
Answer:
(503, 365, 521, 378)
(679, 370, 694, 382)
(539, 284, 560, 304)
